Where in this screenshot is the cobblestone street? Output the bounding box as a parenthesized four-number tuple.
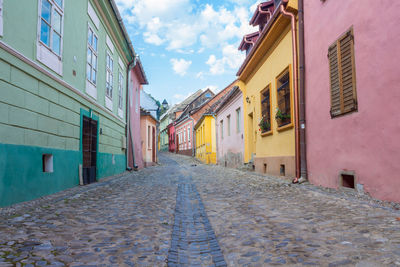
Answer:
(1, 153, 400, 266)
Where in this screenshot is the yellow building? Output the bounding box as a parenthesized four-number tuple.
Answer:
(194, 115, 216, 164)
(237, 0, 299, 177)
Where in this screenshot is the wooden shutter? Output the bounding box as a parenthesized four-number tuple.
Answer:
(329, 29, 357, 117)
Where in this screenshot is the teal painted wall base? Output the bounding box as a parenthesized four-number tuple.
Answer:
(0, 143, 127, 207)
(97, 152, 126, 179)
(0, 143, 80, 207)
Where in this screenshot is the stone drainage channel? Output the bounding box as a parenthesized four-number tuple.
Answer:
(167, 179, 227, 267)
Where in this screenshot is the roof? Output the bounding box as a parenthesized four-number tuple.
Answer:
(175, 89, 215, 124)
(140, 108, 158, 122)
(134, 57, 148, 85)
(238, 31, 260, 51)
(214, 86, 241, 114)
(237, 0, 286, 77)
(249, 1, 275, 27)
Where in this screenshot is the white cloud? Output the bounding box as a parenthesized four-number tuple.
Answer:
(206, 44, 246, 75)
(203, 85, 218, 93)
(170, 58, 192, 76)
(116, 0, 258, 52)
(196, 72, 204, 79)
(173, 91, 194, 101)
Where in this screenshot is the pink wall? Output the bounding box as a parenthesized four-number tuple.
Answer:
(304, 0, 400, 202)
(168, 124, 176, 152)
(216, 92, 244, 168)
(175, 119, 193, 154)
(127, 67, 144, 169)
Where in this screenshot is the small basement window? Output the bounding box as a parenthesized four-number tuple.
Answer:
(263, 163, 267, 173)
(341, 173, 355, 189)
(280, 164, 285, 176)
(42, 154, 54, 173)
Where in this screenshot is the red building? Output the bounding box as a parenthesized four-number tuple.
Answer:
(167, 123, 176, 153)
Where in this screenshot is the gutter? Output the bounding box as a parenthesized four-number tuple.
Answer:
(108, 0, 135, 60)
(298, 0, 307, 182)
(279, 1, 300, 182)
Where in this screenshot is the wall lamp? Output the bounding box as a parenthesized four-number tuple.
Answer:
(246, 96, 251, 104)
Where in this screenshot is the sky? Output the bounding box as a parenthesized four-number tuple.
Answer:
(115, 0, 262, 105)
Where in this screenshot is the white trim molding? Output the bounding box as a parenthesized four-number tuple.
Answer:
(86, 79, 97, 100)
(0, 0, 3, 37)
(106, 34, 114, 54)
(105, 96, 113, 111)
(118, 108, 123, 118)
(87, 1, 99, 29)
(118, 56, 124, 70)
(0, 40, 125, 125)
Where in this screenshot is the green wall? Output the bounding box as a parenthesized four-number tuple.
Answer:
(0, 0, 132, 206)
(0, 144, 80, 207)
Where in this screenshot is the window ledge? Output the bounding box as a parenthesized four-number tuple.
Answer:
(261, 130, 273, 137)
(105, 96, 113, 111)
(277, 123, 293, 132)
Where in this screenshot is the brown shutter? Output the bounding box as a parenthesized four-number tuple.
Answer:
(329, 28, 357, 118)
(339, 30, 357, 113)
(329, 42, 341, 117)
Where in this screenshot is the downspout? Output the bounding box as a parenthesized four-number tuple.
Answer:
(280, 3, 300, 182)
(298, 0, 307, 182)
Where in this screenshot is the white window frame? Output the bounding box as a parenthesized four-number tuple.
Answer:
(236, 108, 241, 133)
(227, 115, 231, 136)
(106, 51, 113, 99)
(188, 127, 190, 142)
(118, 71, 124, 118)
(184, 131, 186, 142)
(86, 24, 98, 99)
(0, 0, 3, 37)
(36, 0, 64, 75)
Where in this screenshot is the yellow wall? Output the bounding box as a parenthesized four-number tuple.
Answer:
(240, 21, 296, 163)
(195, 115, 216, 164)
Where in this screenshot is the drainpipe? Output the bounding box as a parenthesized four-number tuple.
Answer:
(298, 0, 307, 182)
(126, 57, 138, 171)
(280, 3, 300, 182)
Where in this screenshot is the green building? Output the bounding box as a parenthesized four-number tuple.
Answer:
(0, 0, 136, 206)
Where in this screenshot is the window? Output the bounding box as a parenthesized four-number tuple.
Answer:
(187, 127, 190, 142)
(236, 108, 241, 133)
(184, 131, 186, 142)
(328, 28, 357, 117)
(260, 86, 272, 133)
(106, 52, 113, 98)
(0, 0, 4, 37)
(87, 26, 98, 85)
(148, 126, 151, 148)
(39, 0, 63, 56)
(118, 71, 123, 109)
(220, 120, 224, 139)
(276, 68, 291, 128)
(227, 115, 231, 136)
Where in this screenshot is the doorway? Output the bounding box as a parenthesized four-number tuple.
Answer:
(82, 116, 97, 185)
(248, 113, 255, 161)
(152, 126, 156, 162)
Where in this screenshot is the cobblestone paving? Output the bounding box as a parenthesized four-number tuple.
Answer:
(0, 152, 400, 266)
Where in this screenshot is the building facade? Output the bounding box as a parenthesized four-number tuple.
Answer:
(237, 0, 298, 177)
(140, 110, 158, 166)
(215, 86, 244, 168)
(0, 0, 135, 206)
(194, 115, 216, 164)
(304, 0, 400, 203)
(127, 59, 148, 170)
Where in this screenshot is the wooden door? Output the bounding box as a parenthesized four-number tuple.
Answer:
(82, 116, 97, 185)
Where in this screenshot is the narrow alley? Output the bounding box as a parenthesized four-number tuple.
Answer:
(0, 153, 399, 266)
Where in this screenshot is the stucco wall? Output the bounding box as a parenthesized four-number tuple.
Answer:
(175, 119, 193, 153)
(304, 0, 400, 203)
(216, 92, 244, 168)
(128, 67, 144, 169)
(241, 25, 295, 163)
(140, 115, 157, 165)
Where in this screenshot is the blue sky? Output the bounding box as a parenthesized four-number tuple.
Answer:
(115, 0, 261, 105)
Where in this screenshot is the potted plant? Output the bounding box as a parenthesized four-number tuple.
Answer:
(258, 116, 271, 133)
(275, 108, 291, 126)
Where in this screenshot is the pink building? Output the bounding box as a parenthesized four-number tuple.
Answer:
(175, 119, 193, 156)
(127, 59, 148, 170)
(167, 123, 176, 153)
(304, 0, 400, 203)
(215, 86, 244, 168)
